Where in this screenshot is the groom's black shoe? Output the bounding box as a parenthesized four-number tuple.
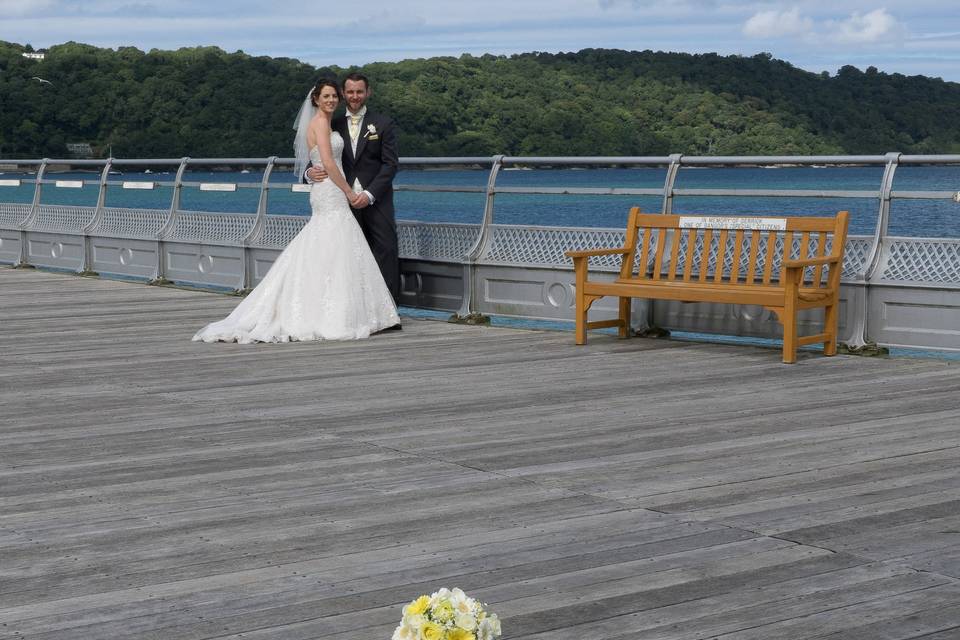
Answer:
(383, 323, 402, 331)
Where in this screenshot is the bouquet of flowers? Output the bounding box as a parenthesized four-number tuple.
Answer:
(392, 587, 502, 640)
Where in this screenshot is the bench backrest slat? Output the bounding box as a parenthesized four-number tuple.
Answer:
(624, 210, 849, 289)
(700, 229, 713, 282)
(714, 229, 729, 283)
(619, 207, 643, 279)
(638, 227, 652, 279)
(813, 231, 827, 284)
(683, 228, 697, 282)
(668, 229, 681, 280)
(653, 228, 668, 278)
(762, 231, 777, 284)
(730, 230, 744, 282)
(747, 230, 761, 283)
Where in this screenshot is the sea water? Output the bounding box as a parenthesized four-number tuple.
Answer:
(2, 165, 958, 237)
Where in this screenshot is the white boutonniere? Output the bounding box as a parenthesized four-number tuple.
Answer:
(365, 124, 378, 140)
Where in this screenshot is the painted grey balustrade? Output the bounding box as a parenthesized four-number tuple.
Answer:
(2, 153, 959, 352)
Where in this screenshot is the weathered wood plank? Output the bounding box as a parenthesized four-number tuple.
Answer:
(3, 267, 960, 639)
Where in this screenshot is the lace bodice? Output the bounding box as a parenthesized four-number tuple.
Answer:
(309, 132, 344, 172)
(307, 132, 351, 216)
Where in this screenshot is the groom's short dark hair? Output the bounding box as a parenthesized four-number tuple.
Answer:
(343, 72, 370, 89)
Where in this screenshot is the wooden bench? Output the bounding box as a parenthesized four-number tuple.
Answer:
(565, 209, 850, 363)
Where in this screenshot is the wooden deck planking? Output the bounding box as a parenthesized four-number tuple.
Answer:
(2, 266, 960, 639)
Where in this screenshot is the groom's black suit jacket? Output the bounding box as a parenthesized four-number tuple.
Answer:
(333, 111, 399, 216)
(333, 110, 401, 301)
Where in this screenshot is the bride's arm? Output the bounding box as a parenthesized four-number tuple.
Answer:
(310, 118, 353, 196)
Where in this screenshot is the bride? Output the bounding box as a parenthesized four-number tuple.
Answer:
(193, 79, 401, 343)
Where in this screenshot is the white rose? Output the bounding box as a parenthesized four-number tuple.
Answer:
(450, 589, 472, 613)
(393, 622, 418, 640)
(479, 614, 501, 638)
(455, 613, 477, 630)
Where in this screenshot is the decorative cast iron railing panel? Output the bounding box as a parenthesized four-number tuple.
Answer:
(87, 207, 169, 239)
(29, 205, 96, 233)
(254, 215, 309, 248)
(398, 221, 480, 262)
(882, 238, 960, 284)
(164, 211, 256, 244)
(0, 204, 30, 228)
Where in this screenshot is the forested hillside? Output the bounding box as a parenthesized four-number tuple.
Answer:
(2, 41, 959, 158)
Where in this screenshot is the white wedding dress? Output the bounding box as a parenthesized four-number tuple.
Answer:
(193, 133, 400, 343)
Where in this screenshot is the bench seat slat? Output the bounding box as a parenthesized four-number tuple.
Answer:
(599, 280, 835, 305)
(582, 284, 833, 310)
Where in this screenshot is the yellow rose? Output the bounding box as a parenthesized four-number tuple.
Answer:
(447, 629, 475, 640)
(421, 621, 444, 640)
(404, 595, 431, 617)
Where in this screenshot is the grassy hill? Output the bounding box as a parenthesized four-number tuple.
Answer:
(2, 42, 959, 158)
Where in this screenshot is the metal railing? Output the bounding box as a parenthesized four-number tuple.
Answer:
(2, 152, 960, 351)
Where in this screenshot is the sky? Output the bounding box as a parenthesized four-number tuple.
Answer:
(3, 0, 960, 81)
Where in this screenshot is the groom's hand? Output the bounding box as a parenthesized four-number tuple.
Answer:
(352, 193, 371, 208)
(306, 166, 328, 182)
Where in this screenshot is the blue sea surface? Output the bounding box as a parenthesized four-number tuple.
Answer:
(3, 164, 959, 237)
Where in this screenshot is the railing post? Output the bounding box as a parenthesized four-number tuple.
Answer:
(661, 153, 683, 215)
(245, 156, 276, 247)
(17, 158, 49, 266)
(241, 156, 277, 290)
(863, 152, 900, 280)
(153, 157, 189, 283)
(20, 158, 48, 230)
(81, 158, 113, 274)
(457, 155, 503, 316)
(640, 154, 684, 331)
(844, 152, 900, 349)
(83, 158, 112, 234)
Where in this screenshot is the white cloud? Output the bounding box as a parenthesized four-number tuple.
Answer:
(743, 7, 813, 38)
(829, 8, 900, 43)
(0, 1, 955, 79)
(0, 0, 56, 16)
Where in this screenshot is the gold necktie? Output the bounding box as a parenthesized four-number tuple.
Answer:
(349, 115, 361, 140)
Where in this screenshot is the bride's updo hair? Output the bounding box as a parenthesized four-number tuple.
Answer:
(311, 78, 342, 105)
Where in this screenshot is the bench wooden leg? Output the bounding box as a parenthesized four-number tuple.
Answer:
(575, 293, 588, 345)
(618, 296, 631, 338)
(823, 303, 838, 356)
(782, 307, 798, 365)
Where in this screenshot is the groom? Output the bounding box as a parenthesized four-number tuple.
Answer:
(307, 72, 401, 310)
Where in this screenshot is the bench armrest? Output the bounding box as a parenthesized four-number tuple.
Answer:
(782, 255, 842, 269)
(565, 248, 631, 259)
